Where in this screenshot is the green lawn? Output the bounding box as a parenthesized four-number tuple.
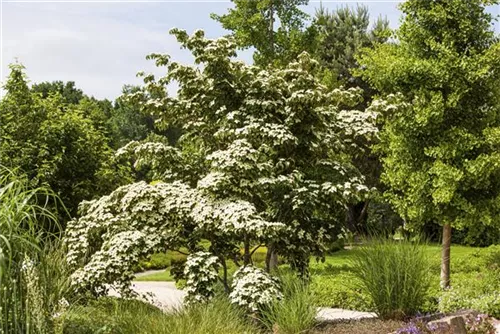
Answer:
(135, 243, 499, 314)
(135, 270, 175, 282)
(136, 243, 483, 282)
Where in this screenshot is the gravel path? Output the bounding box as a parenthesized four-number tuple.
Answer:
(130, 281, 185, 310)
(124, 273, 376, 321)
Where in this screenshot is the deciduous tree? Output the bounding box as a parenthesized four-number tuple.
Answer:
(211, 0, 315, 67)
(65, 29, 376, 298)
(357, 0, 500, 288)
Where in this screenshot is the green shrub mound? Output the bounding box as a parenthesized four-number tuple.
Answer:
(311, 272, 373, 311)
(438, 271, 500, 318)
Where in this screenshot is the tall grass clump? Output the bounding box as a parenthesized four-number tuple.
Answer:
(351, 237, 430, 320)
(0, 168, 67, 333)
(260, 271, 317, 334)
(60, 296, 260, 334)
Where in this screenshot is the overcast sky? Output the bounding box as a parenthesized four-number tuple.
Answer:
(1, 1, 498, 100)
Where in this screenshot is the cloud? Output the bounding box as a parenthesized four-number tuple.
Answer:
(2, 3, 201, 99)
(8, 1, 479, 100)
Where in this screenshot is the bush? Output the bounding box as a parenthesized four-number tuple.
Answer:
(311, 272, 373, 311)
(136, 251, 188, 273)
(438, 271, 500, 318)
(326, 239, 345, 254)
(141, 253, 171, 270)
(170, 253, 188, 281)
(351, 237, 430, 320)
(260, 271, 317, 334)
(483, 244, 500, 270)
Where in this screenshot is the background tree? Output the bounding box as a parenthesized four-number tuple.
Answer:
(211, 0, 316, 67)
(30, 80, 165, 150)
(313, 5, 389, 92)
(357, 0, 500, 288)
(32, 80, 84, 104)
(0, 64, 131, 219)
(107, 85, 155, 149)
(311, 5, 392, 234)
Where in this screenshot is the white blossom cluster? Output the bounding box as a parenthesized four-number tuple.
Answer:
(368, 93, 408, 116)
(115, 139, 182, 180)
(65, 181, 283, 296)
(183, 252, 220, 304)
(229, 266, 282, 312)
(337, 109, 379, 138)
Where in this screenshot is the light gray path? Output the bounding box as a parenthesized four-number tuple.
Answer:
(134, 269, 168, 278)
(316, 307, 376, 321)
(130, 281, 185, 310)
(122, 271, 377, 321)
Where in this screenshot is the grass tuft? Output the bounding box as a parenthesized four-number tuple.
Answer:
(350, 237, 430, 320)
(260, 270, 317, 334)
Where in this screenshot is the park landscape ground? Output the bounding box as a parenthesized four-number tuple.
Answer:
(1, 0, 500, 333)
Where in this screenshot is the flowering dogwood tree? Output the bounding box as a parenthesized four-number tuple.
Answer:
(66, 29, 376, 302)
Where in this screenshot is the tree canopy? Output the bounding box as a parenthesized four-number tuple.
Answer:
(0, 64, 130, 218)
(212, 0, 316, 67)
(357, 0, 500, 286)
(65, 28, 376, 298)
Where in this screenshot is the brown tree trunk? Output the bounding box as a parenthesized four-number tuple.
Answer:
(269, 0, 274, 57)
(243, 235, 250, 265)
(440, 223, 452, 289)
(266, 244, 278, 272)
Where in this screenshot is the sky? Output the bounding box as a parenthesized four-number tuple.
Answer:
(0, 1, 498, 100)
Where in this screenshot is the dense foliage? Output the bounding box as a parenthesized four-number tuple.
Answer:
(212, 0, 315, 67)
(358, 0, 500, 228)
(2, 0, 500, 331)
(357, 0, 500, 286)
(0, 65, 130, 218)
(65, 28, 376, 301)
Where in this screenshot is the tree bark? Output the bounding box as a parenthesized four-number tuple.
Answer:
(269, 0, 274, 57)
(243, 235, 250, 265)
(440, 223, 452, 289)
(266, 244, 278, 272)
(346, 201, 370, 233)
(220, 257, 230, 293)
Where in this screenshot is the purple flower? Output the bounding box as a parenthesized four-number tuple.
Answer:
(397, 322, 423, 334)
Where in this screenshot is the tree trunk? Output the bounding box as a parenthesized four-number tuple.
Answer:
(243, 235, 250, 265)
(266, 244, 278, 272)
(440, 223, 452, 289)
(220, 257, 230, 293)
(269, 0, 274, 57)
(346, 201, 370, 233)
